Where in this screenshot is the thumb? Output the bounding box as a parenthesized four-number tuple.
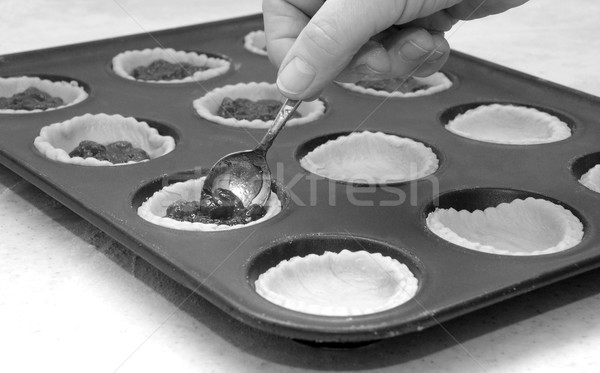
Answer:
(276, 0, 460, 100)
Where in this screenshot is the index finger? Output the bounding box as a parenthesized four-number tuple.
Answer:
(263, 0, 324, 67)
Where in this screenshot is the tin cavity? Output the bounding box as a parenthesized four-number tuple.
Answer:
(297, 131, 439, 185)
(441, 102, 574, 145)
(33, 113, 178, 166)
(243, 30, 268, 56)
(572, 152, 600, 193)
(336, 71, 453, 98)
(0, 75, 89, 114)
(424, 188, 584, 256)
(193, 82, 326, 129)
(111, 47, 231, 83)
(133, 170, 288, 232)
(248, 235, 421, 316)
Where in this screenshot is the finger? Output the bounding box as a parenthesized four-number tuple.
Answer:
(407, 32, 450, 77)
(337, 27, 450, 83)
(334, 41, 392, 83)
(392, 0, 462, 24)
(405, 10, 458, 32)
(262, 0, 325, 67)
(446, 0, 529, 20)
(275, 0, 462, 100)
(282, 0, 323, 16)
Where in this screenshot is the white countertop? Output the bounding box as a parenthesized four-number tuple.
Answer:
(1, 1, 600, 372)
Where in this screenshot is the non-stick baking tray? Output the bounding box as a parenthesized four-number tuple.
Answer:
(2, 14, 600, 344)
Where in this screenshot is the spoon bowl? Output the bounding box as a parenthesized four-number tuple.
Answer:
(202, 99, 301, 208)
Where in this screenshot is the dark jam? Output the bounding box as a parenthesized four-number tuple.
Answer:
(355, 76, 428, 93)
(0, 87, 64, 110)
(166, 188, 266, 226)
(69, 140, 150, 164)
(217, 98, 301, 121)
(132, 59, 209, 81)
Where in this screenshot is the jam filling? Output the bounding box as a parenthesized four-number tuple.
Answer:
(132, 59, 209, 81)
(217, 98, 301, 121)
(165, 188, 266, 225)
(0, 87, 64, 110)
(69, 140, 150, 164)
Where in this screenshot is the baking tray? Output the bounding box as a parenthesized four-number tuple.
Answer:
(2, 14, 600, 344)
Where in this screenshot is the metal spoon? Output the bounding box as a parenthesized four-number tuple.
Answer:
(201, 99, 302, 208)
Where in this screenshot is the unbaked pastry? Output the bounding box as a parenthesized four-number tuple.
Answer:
(0, 76, 87, 114)
(426, 197, 584, 255)
(445, 104, 571, 144)
(193, 82, 325, 129)
(255, 249, 418, 316)
(580, 164, 600, 193)
(137, 177, 282, 231)
(299, 131, 438, 184)
(243, 30, 268, 56)
(112, 47, 230, 83)
(337, 72, 452, 98)
(34, 113, 175, 166)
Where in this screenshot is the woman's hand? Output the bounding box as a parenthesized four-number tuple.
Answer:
(263, 0, 529, 100)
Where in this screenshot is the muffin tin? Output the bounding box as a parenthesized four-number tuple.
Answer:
(2, 14, 600, 344)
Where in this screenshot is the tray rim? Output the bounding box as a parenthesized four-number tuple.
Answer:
(2, 14, 600, 343)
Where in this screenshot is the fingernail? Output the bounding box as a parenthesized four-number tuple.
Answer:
(430, 49, 445, 60)
(352, 63, 387, 76)
(277, 56, 316, 96)
(399, 40, 429, 61)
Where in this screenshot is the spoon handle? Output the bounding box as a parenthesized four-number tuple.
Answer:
(256, 99, 302, 153)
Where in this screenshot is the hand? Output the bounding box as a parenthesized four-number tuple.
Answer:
(263, 0, 529, 100)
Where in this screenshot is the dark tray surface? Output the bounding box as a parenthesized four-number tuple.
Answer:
(2, 14, 600, 343)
